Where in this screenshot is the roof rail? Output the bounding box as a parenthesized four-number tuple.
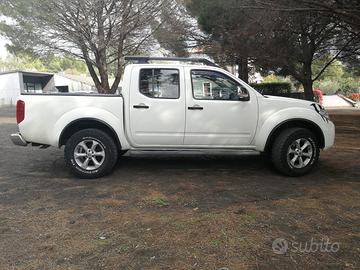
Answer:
(124, 56, 219, 67)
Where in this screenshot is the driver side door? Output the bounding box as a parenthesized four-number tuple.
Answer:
(184, 68, 258, 147)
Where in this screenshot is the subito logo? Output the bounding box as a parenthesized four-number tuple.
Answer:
(272, 238, 289, 255)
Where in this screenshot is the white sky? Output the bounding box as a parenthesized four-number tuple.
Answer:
(0, 35, 8, 59)
(0, 16, 11, 59)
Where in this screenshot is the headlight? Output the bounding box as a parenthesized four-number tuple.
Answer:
(311, 103, 330, 122)
(318, 105, 329, 118)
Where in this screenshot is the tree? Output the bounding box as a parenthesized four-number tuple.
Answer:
(153, 1, 198, 57)
(0, 53, 88, 74)
(271, 1, 360, 31)
(312, 55, 344, 81)
(0, 0, 183, 93)
(186, 0, 263, 83)
(302, 1, 360, 30)
(253, 5, 359, 100)
(187, 0, 359, 100)
(312, 55, 360, 96)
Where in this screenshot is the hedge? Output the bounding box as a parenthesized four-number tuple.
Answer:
(350, 93, 360, 101)
(250, 82, 292, 95)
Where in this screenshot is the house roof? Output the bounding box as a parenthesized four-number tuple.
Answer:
(0, 70, 96, 86)
(0, 70, 54, 76)
(57, 73, 117, 87)
(57, 73, 95, 86)
(0, 70, 103, 88)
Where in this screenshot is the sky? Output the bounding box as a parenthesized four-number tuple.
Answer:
(0, 35, 8, 59)
(0, 37, 7, 59)
(0, 16, 11, 59)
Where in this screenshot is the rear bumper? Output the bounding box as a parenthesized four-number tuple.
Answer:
(10, 133, 28, 147)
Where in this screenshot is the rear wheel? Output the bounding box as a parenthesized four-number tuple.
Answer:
(64, 129, 118, 179)
(271, 128, 320, 176)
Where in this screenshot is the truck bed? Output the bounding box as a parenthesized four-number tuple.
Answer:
(18, 93, 124, 147)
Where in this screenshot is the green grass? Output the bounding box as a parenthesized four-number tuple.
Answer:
(115, 244, 129, 253)
(153, 197, 170, 207)
(210, 239, 221, 248)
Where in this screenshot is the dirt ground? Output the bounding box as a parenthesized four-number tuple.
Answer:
(0, 106, 359, 270)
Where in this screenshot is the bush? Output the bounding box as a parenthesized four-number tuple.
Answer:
(350, 93, 360, 101)
(313, 77, 360, 96)
(250, 82, 292, 95)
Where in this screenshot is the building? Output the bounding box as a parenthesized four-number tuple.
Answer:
(0, 70, 96, 106)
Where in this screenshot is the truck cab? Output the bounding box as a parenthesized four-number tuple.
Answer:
(124, 63, 258, 148)
(11, 57, 335, 178)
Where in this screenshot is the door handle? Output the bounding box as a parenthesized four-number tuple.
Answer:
(133, 103, 149, 109)
(188, 105, 203, 110)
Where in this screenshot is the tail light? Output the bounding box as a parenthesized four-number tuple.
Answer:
(16, 100, 25, 124)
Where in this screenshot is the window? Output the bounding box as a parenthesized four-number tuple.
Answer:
(56, 86, 69, 93)
(191, 70, 249, 101)
(23, 82, 42, 93)
(139, 69, 180, 99)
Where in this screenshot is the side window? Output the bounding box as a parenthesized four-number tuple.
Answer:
(139, 69, 180, 99)
(191, 70, 249, 101)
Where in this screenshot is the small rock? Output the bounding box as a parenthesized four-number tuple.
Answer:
(234, 208, 246, 215)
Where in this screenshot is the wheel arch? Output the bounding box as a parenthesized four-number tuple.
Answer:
(59, 118, 122, 150)
(264, 119, 325, 153)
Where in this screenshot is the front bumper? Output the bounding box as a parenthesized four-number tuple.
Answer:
(10, 133, 28, 147)
(323, 121, 335, 150)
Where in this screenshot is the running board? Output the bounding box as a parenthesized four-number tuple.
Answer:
(127, 149, 260, 157)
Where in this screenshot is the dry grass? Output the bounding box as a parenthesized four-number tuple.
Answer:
(0, 110, 359, 269)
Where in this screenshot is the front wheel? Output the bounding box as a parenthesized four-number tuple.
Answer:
(271, 128, 320, 176)
(64, 129, 118, 179)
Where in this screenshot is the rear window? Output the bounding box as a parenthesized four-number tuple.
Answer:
(139, 69, 180, 99)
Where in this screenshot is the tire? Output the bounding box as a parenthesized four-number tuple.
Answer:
(64, 129, 118, 179)
(271, 128, 320, 177)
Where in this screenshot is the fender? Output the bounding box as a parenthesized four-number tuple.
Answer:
(254, 107, 326, 152)
(52, 107, 130, 149)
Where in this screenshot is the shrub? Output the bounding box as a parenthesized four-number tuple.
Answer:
(250, 82, 292, 95)
(350, 93, 360, 101)
(313, 77, 360, 96)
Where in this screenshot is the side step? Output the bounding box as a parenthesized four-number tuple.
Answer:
(127, 149, 260, 157)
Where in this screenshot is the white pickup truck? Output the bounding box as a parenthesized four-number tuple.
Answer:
(10, 57, 335, 178)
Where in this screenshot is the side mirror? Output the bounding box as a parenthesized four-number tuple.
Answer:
(238, 93, 250, 101)
(236, 86, 250, 101)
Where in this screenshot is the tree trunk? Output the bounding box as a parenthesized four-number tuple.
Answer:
(110, 43, 124, 94)
(302, 62, 315, 101)
(237, 57, 249, 83)
(97, 53, 110, 94)
(302, 80, 315, 101)
(96, 7, 111, 94)
(81, 48, 102, 93)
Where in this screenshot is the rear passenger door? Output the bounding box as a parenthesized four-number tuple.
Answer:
(129, 66, 186, 147)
